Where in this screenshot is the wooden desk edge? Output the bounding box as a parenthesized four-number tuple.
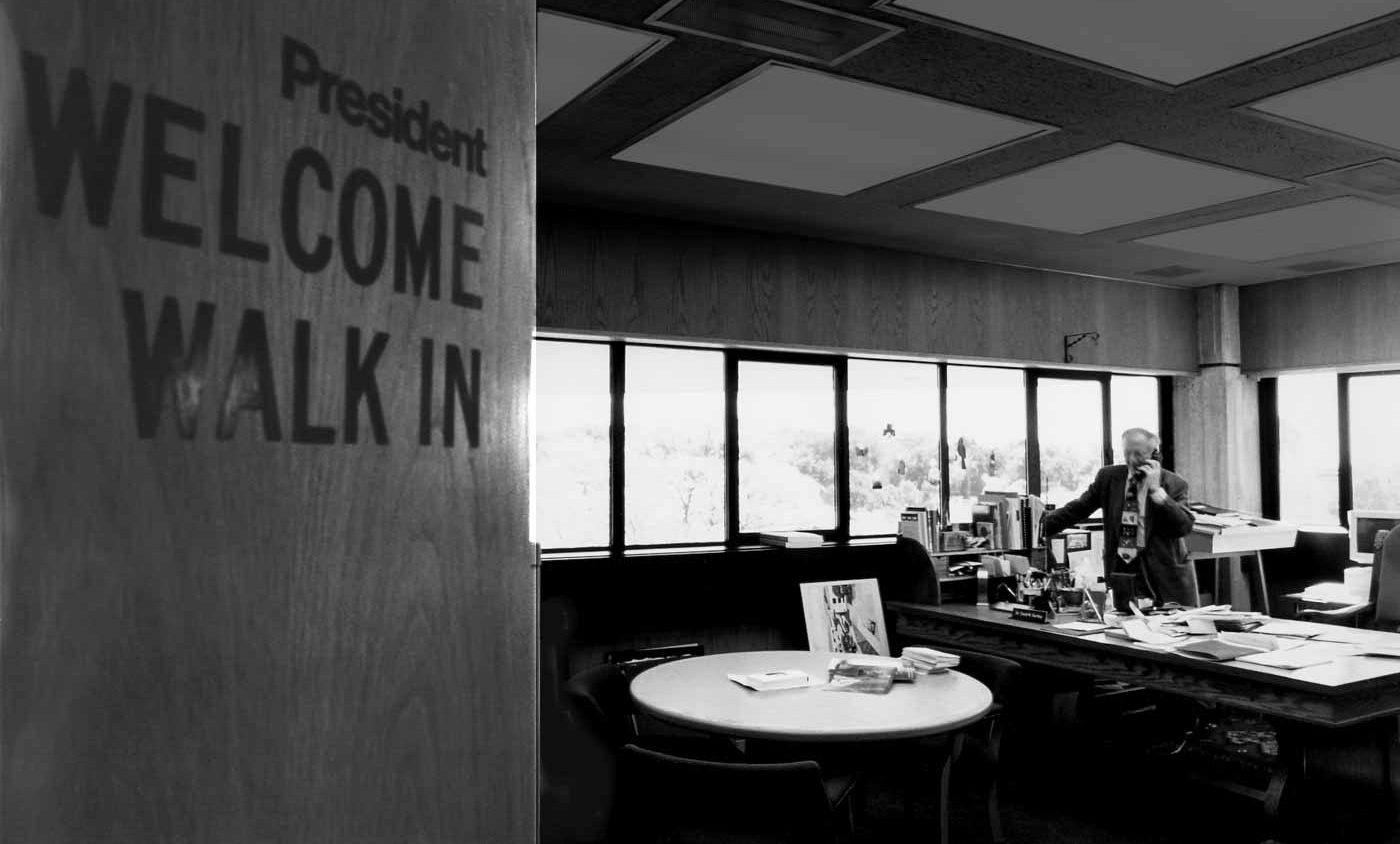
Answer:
(886, 601, 1400, 728)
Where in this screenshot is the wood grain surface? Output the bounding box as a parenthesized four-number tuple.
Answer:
(0, 2, 535, 842)
(538, 204, 1198, 373)
(1241, 266, 1400, 372)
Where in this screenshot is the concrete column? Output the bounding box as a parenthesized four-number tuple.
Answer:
(1173, 285, 1262, 512)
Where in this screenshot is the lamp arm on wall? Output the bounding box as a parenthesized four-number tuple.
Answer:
(1063, 331, 1100, 364)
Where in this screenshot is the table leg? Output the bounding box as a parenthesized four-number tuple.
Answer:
(900, 732, 962, 844)
(1254, 552, 1272, 617)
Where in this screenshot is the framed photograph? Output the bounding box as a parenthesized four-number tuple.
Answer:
(799, 578, 890, 656)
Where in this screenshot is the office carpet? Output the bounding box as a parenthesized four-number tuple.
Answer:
(851, 732, 1400, 844)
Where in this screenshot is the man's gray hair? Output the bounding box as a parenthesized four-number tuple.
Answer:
(1121, 427, 1160, 446)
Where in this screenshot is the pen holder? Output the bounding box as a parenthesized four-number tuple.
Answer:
(1079, 590, 1107, 622)
(1057, 588, 1084, 609)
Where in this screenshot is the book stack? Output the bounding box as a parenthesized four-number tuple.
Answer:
(974, 494, 1044, 550)
(758, 531, 823, 548)
(900, 646, 961, 674)
(824, 656, 915, 694)
(898, 507, 947, 578)
(898, 507, 939, 550)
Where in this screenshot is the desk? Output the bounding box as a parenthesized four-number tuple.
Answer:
(887, 602, 1400, 840)
(630, 650, 993, 843)
(1187, 521, 1297, 614)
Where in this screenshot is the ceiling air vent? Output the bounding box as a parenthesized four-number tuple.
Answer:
(646, 0, 900, 66)
(1136, 264, 1200, 279)
(1286, 259, 1356, 273)
(1309, 159, 1400, 197)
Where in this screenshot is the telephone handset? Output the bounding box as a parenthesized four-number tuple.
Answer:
(1133, 448, 1163, 477)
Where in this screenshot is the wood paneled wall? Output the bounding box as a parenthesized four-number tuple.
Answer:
(0, 2, 535, 843)
(539, 205, 1198, 372)
(1241, 266, 1400, 372)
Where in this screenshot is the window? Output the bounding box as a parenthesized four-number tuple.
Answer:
(1111, 375, 1161, 463)
(1036, 376, 1104, 508)
(1348, 373, 1400, 511)
(533, 340, 611, 548)
(624, 347, 725, 545)
(1277, 372, 1339, 525)
(847, 360, 941, 536)
(531, 338, 1169, 552)
(945, 366, 1027, 524)
(737, 360, 839, 534)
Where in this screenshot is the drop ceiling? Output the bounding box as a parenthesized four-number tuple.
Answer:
(539, 0, 1400, 287)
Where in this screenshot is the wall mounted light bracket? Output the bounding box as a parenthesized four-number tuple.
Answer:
(1063, 331, 1100, 364)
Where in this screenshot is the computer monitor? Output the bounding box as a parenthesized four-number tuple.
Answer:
(1348, 510, 1400, 565)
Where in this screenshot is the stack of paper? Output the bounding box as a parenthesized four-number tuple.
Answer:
(758, 531, 823, 548)
(901, 646, 961, 673)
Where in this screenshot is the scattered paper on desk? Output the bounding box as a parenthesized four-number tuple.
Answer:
(1236, 644, 1343, 670)
(1118, 618, 1183, 646)
(1254, 621, 1320, 638)
(1357, 645, 1400, 659)
(1185, 617, 1217, 635)
(1219, 632, 1302, 652)
(1054, 621, 1110, 634)
(1310, 627, 1388, 645)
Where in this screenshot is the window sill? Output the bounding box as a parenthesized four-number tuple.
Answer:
(541, 535, 896, 563)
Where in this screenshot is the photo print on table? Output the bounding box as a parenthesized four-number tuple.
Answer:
(800, 578, 890, 656)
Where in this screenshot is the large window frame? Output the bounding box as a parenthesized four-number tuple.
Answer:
(535, 336, 1173, 554)
(1260, 368, 1400, 525)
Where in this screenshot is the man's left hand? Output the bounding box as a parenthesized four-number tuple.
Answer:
(1141, 460, 1163, 494)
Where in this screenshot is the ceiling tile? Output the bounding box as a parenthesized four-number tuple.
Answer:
(916, 144, 1294, 234)
(538, 12, 667, 123)
(646, 0, 900, 66)
(1135, 197, 1400, 262)
(886, 0, 1400, 85)
(1249, 56, 1400, 151)
(612, 64, 1052, 195)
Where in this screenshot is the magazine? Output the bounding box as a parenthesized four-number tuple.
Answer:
(823, 656, 915, 694)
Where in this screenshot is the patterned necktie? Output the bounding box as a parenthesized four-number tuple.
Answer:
(1118, 469, 1148, 564)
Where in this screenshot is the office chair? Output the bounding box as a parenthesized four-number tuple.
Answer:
(564, 663, 742, 760)
(1298, 528, 1400, 630)
(886, 535, 941, 605)
(610, 743, 857, 844)
(915, 646, 1022, 844)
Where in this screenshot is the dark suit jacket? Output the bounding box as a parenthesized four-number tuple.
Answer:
(1042, 465, 1197, 606)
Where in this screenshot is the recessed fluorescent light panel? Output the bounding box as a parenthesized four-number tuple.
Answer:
(612, 64, 1052, 195)
(1135, 197, 1400, 262)
(1249, 56, 1400, 151)
(885, 0, 1400, 85)
(538, 12, 667, 123)
(647, 0, 900, 66)
(916, 144, 1293, 234)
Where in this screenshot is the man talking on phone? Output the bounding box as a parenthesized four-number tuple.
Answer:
(1042, 428, 1197, 608)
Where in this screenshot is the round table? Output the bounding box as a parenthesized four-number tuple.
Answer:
(630, 650, 992, 742)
